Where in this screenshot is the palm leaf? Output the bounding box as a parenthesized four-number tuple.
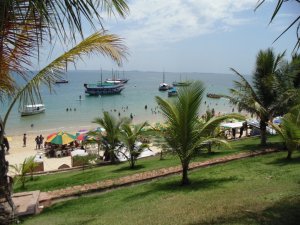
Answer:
(3, 31, 127, 128)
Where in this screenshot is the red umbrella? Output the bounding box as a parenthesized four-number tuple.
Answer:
(47, 132, 57, 140)
(76, 133, 87, 141)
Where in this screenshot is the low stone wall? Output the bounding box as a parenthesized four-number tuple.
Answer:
(39, 148, 278, 206)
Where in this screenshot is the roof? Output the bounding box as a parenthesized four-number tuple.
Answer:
(220, 121, 244, 129)
(24, 104, 45, 108)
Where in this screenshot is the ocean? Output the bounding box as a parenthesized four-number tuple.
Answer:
(1, 70, 248, 135)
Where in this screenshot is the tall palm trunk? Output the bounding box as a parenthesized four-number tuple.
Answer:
(0, 127, 15, 224)
(260, 120, 267, 146)
(130, 155, 135, 169)
(181, 160, 190, 186)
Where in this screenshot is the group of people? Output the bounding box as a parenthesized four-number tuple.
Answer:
(35, 134, 44, 149)
(231, 121, 248, 139)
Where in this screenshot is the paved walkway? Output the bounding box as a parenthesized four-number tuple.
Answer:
(39, 149, 277, 206)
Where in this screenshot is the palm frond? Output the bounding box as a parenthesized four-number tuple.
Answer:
(3, 31, 127, 127)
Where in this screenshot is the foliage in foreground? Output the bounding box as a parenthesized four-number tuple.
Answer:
(12, 135, 282, 193)
(9, 156, 38, 189)
(21, 151, 300, 225)
(156, 81, 244, 185)
(270, 105, 300, 159)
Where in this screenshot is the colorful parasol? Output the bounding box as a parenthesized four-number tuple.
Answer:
(47, 132, 58, 140)
(76, 133, 87, 141)
(46, 131, 76, 145)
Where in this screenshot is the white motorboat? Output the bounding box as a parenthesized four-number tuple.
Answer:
(20, 104, 45, 116)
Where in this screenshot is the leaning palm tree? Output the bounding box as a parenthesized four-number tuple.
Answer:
(270, 105, 300, 159)
(0, 32, 127, 223)
(119, 122, 149, 168)
(0, 0, 129, 95)
(156, 81, 244, 185)
(92, 112, 127, 163)
(1, 2, 129, 223)
(228, 48, 290, 146)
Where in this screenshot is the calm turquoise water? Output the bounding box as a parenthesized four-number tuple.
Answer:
(1, 70, 247, 135)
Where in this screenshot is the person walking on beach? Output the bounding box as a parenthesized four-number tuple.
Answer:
(39, 134, 44, 149)
(35, 135, 40, 149)
(23, 133, 27, 147)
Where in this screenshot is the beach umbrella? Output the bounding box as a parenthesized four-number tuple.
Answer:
(46, 131, 76, 145)
(47, 132, 58, 139)
(76, 133, 87, 141)
(78, 129, 88, 133)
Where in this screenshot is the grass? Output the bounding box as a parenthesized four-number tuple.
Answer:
(21, 150, 300, 225)
(14, 135, 281, 193)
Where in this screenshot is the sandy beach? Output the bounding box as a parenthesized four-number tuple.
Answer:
(4, 129, 162, 174)
(5, 132, 72, 173)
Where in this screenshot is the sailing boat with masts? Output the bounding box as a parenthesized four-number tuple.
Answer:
(158, 71, 170, 91)
(84, 69, 125, 95)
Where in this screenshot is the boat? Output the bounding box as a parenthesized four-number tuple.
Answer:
(172, 81, 191, 86)
(158, 72, 170, 91)
(84, 68, 125, 96)
(84, 82, 125, 96)
(159, 83, 170, 91)
(20, 104, 46, 116)
(105, 69, 129, 84)
(55, 79, 68, 84)
(168, 87, 178, 97)
(105, 78, 129, 84)
(206, 93, 222, 99)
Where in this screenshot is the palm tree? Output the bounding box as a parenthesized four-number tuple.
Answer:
(1, 1, 129, 222)
(270, 105, 300, 159)
(228, 48, 289, 146)
(0, 0, 129, 94)
(9, 156, 38, 189)
(119, 122, 149, 168)
(156, 81, 244, 185)
(92, 112, 127, 163)
(0, 32, 127, 223)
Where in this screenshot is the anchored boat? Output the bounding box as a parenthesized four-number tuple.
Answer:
(84, 82, 124, 96)
(20, 104, 46, 116)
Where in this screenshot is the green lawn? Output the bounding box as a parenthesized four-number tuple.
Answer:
(14, 136, 282, 193)
(21, 150, 300, 225)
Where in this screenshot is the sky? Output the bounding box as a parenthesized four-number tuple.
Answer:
(37, 0, 299, 75)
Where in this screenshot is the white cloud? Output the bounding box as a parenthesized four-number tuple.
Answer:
(110, 0, 257, 49)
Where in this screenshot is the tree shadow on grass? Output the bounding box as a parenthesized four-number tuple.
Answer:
(266, 155, 300, 166)
(111, 164, 146, 173)
(188, 196, 300, 225)
(123, 176, 238, 202)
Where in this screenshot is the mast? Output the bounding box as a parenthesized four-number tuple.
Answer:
(101, 68, 103, 86)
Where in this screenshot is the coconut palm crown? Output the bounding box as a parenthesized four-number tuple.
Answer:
(270, 105, 300, 159)
(92, 112, 127, 163)
(227, 48, 293, 146)
(119, 122, 149, 168)
(156, 81, 244, 185)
